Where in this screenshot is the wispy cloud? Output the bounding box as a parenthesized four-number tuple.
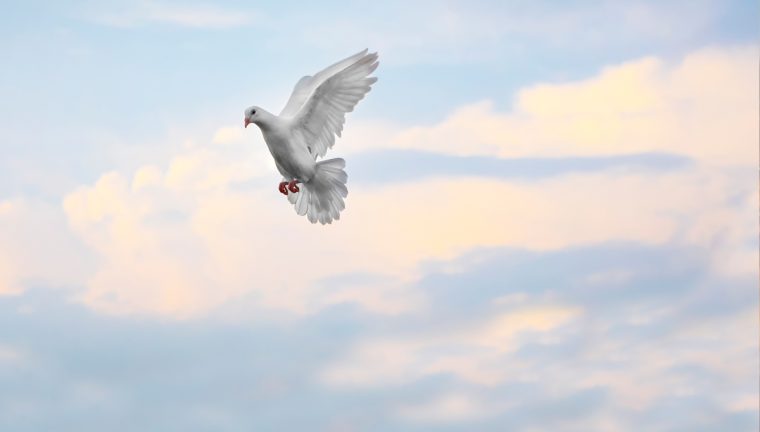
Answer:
(320, 244, 757, 428)
(88, 1, 254, 29)
(286, 0, 724, 64)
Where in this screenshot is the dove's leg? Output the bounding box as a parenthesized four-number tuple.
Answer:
(287, 180, 300, 193)
(278, 181, 289, 195)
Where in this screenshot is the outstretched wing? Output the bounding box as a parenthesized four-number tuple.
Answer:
(279, 49, 369, 118)
(290, 51, 378, 159)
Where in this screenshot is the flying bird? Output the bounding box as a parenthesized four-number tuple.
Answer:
(244, 49, 379, 224)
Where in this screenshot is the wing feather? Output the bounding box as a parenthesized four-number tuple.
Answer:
(291, 51, 378, 159)
(279, 49, 369, 117)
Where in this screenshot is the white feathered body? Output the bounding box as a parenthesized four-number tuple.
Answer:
(257, 117, 316, 182)
(245, 49, 378, 224)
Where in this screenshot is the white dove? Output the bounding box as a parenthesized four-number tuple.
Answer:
(244, 49, 379, 224)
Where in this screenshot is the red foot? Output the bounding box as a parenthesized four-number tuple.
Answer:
(287, 180, 300, 193)
(278, 181, 288, 195)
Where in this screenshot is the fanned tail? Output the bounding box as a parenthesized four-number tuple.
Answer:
(287, 158, 348, 224)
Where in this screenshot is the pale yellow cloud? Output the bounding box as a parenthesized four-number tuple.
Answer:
(131, 165, 163, 191)
(212, 126, 246, 145)
(358, 46, 757, 165)
(61, 159, 752, 317)
(64, 172, 209, 316)
(46, 45, 757, 317)
(62, 151, 425, 316)
(347, 166, 756, 281)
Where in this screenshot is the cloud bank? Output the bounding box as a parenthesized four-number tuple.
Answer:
(0, 42, 756, 431)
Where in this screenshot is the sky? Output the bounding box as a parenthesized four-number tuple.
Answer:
(0, 0, 758, 430)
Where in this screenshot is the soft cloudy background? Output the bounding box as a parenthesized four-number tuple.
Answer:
(1, 1, 758, 430)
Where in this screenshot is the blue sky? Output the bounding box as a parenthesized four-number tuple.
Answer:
(0, 1, 758, 431)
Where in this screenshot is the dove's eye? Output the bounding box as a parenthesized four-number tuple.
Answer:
(251, 109, 256, 115)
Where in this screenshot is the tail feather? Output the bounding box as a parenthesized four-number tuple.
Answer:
(286, 158, 348, 224)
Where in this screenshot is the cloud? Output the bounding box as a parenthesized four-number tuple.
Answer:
(396, 392, 507, 423)
(0, 45, 749, 317)
(2, 242, 754, 431)
(287, 0, 726, 65)
(88, 2, 254, 29)
(349, 149, 690, 185)
(319, 244, 758, 428)
(1, 2, 757, 429)
(35, 45, 748, 317)
(0, 199, 91, 296)
(60, 150, 754, 317)
(351, 46, 757, 165)
(321, 304, 582, 388)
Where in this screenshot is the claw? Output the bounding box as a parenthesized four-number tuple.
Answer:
(287, 180, 300, 193)
(278, 181, 289, 195)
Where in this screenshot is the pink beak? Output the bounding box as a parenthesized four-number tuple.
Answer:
(244, 118, 251, 128)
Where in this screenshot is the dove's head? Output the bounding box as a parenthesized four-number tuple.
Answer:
(243, 106, 261, 128)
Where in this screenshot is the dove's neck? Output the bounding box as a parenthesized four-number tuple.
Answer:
(253, 109, 279, 132)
